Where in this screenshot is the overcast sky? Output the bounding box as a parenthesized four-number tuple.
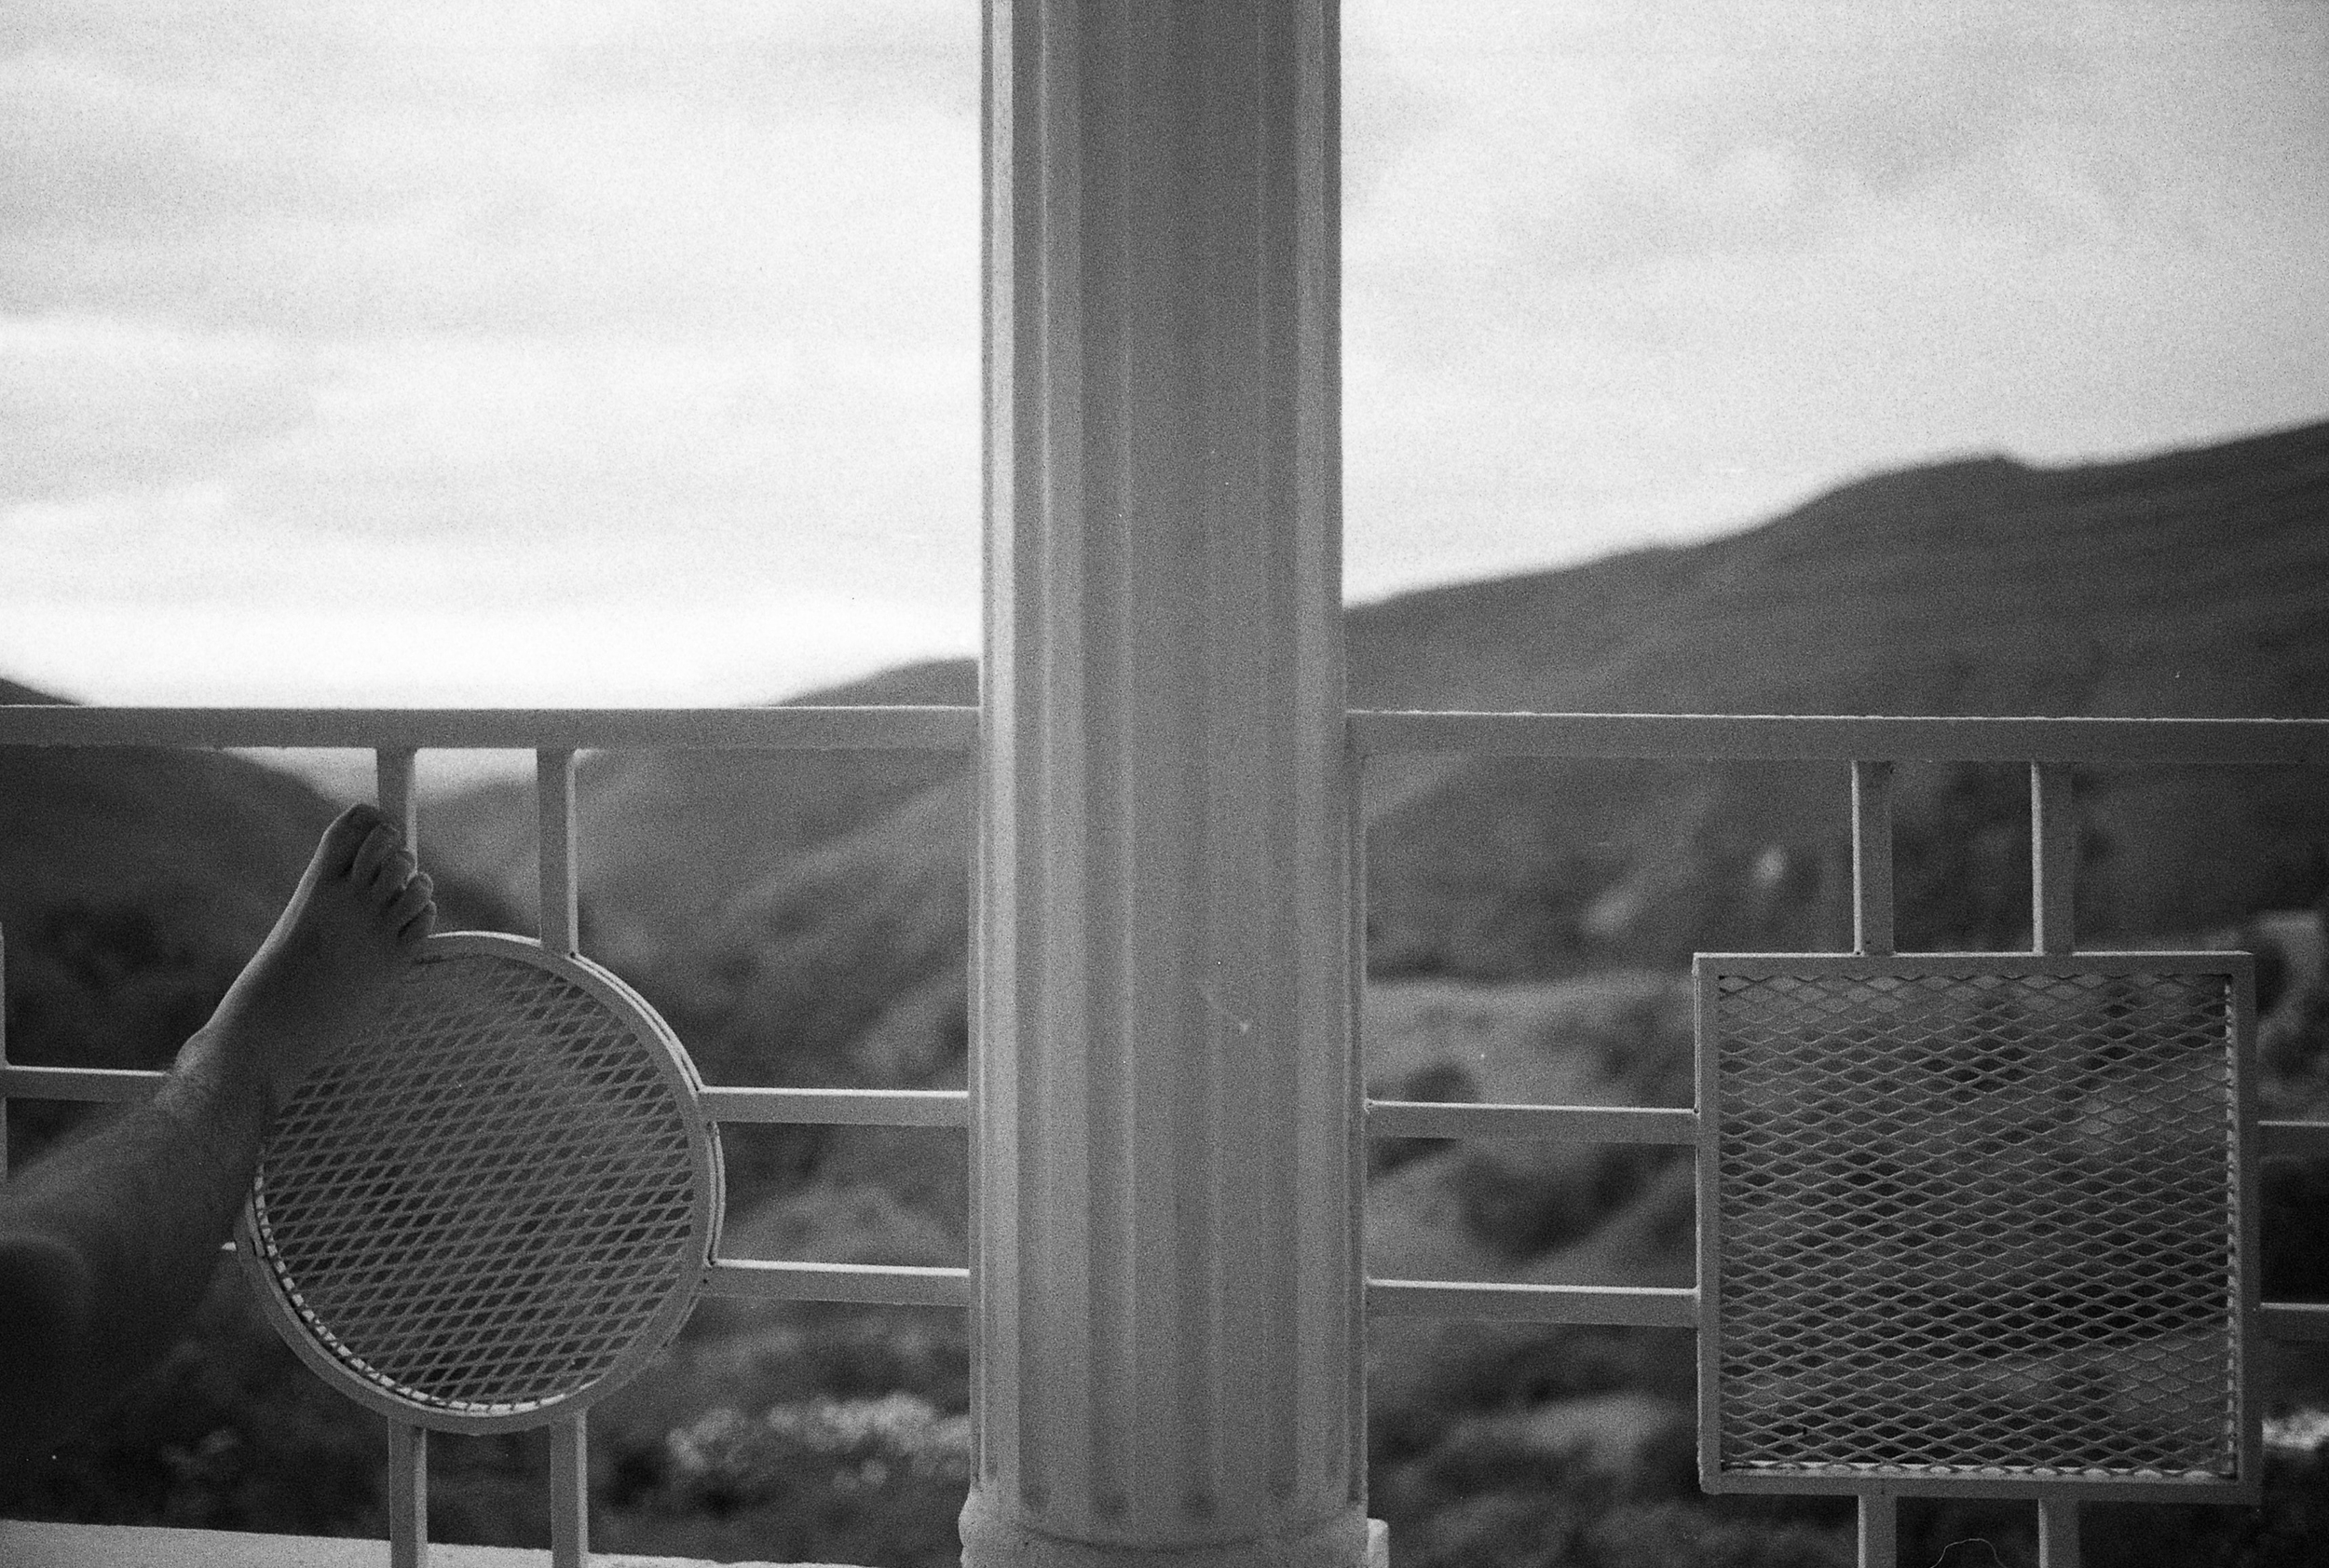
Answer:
(4, 0, 2325, 708)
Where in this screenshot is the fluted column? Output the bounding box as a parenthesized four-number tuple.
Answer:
(960, 3, 1365, 1567)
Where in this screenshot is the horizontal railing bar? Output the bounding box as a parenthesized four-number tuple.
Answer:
(3, 1067, 2306, 1154)
(0, 1064, 164, 1101)
(2262, 1121, 2329, 1160)
(2262, 1302, 2329, 1343)
(0, 705, 979, 751)
(702, 1258, 969, 1307)
(0, 1066, 977, 1126)
(699, 1086, 969, 1126)
(1368, 1278, 1698, 1327)
(1368, 1100, 1697, 1143)
(1368, 1286, 2329, 1336)
(10, 706, 2327, 764)
(1350, 711, 2329, 764)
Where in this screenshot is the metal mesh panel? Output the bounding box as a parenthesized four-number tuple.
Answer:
(249, 949, 706, 1419)
(1704, 961, 2244, 1487)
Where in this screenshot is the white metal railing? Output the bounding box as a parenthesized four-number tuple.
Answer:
(0, 706, 987, 1321)
(1349, 710, 2329, 764)
(6, 704, 2328, 1326)
(0, 704, 979, 751)
(4, 703, 2328, 1567)
(1360, 711, 2329, 1354)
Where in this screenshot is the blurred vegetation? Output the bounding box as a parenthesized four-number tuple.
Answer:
(7, 879, 2326, 1566)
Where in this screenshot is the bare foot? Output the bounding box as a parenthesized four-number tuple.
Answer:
(205, 804, 437, 1109)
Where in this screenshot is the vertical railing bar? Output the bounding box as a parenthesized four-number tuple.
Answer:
(550, 1412, 588, 1568)
(1, 924, 10, 1176)
(2031, 761, 2076, 954)
(1345, 739, 1370, 1504)
(2037, 1496, 2080, 1568)
(1857, 1491, 1898, 1568)
(1850, 760, 1896, 956)
(376, 747, 419, 846)
(528, 743, 592, 1555)
(388, 1421, 428, 1568)
(537, 749, 579, 958)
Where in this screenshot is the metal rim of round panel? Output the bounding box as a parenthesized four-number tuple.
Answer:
(237, 931, 724, 1433)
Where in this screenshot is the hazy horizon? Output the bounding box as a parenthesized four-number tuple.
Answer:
(7, 408, 2324, 718)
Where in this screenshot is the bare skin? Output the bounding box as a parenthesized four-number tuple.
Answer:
(0, 804, 435, 1467)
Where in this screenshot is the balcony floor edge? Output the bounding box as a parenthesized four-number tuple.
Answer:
(0, 1520, 861, 1568)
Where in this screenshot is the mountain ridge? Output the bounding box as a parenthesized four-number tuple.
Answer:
(9, 415, 2327, 1080)
(400, 416, 2329, 1040)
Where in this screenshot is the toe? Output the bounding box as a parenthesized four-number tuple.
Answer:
(349, 823, 401, 887)
(388, 871, 434, 925)
(320, 804, 388, 877)
(398, 897, 437, 946)
(372, 846, 418, 897)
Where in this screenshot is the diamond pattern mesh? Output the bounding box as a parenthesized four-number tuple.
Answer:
(249, 950, 706, 1419)
(1707, 965, 2242, 1484)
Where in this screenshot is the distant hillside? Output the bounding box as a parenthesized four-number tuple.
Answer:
(0, 676, 340, 1083)
(0, 677, 513, 1084)
(1359, 419, 2329, 972)
(418, 417, 2329, 1100)
(1351, 420, 2329, 717)
(0, 677, 330, 942)
(418, 659, 974, 984)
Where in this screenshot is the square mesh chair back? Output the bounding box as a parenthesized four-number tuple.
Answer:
(1696, 953, 2256, 1500)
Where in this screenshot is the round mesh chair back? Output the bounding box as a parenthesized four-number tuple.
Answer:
(238, 933, 723, 1432)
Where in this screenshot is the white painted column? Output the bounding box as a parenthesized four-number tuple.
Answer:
(961, 3, 1366, 1567)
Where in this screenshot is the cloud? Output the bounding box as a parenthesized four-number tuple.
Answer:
(555, 0, 977, 116)
(0, 48, 284, 240)
(3, 0, 2324, 704)
(0, 314, 315, 499)
(1651, 8, 2103, 193)
(1336, 0, 2329, 593)
(0, 3, 979, 338)
(0, 0, 985, 687)
(0, 328, 979, 607)
(2, 0, 973, 116)
(228, 334, 979, 588)
(1346, 0, 2329, 292)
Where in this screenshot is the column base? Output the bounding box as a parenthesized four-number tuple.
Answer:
(960, 1495, 1385, 1568)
